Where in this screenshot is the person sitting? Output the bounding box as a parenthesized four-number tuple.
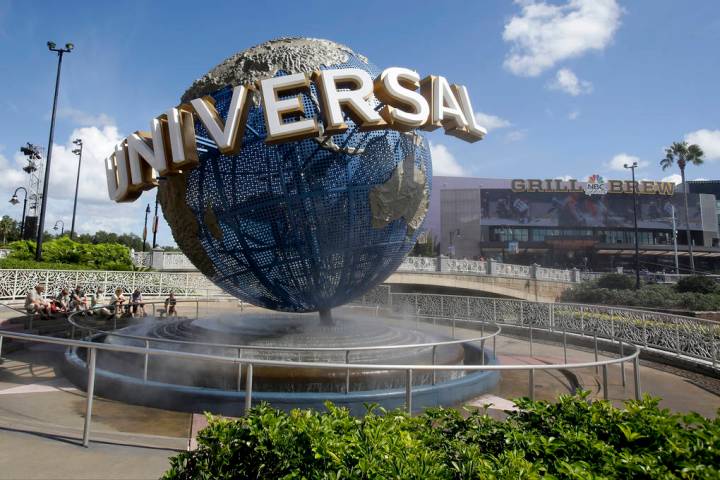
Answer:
(164, 292, 177, 318)
(54, 288, 71, 314)
(24, 284, 50, 319)
(90, 288, 111, 317)
(131, 288, 145, 317)
(111, 288, 127, 318)
(70, 285, 88, 314)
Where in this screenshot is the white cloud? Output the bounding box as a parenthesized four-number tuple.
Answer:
(568, 110, 580, 120)
(548, 68, 593, 95)
(662, 174, 682, 184)
(0, 119, 171, 241)
(505, 130, 527, 143)
(606, 153, 648, 171)
(474, 112, 511, 131)
(0, 152, 28, 192)
(554, 175, 574, 181)
(430, 143, 465, 176)
(57, 107, 115, 127)
(684, 129, 720, 161)
(503, 0, 623, 77)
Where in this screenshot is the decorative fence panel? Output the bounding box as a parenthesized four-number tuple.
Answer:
(0, 269, 224, 301)
(355, 286, 720, 370)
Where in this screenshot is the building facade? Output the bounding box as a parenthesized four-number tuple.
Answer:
(425, 177, 720, 272)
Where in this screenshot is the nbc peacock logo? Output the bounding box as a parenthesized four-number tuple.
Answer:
(584, 174, 608, 196)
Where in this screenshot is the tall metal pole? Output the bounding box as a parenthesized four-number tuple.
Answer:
(20, 196, 27, 240)
(36, 42, 73, 261)
(142, 204, 150, 252)
(152, 193, 159, 249)
(624, 162, 641, 289)
(152, 177, 165, 249)
(70, 139, 83, 239)
(671, 204, 679, 274)
(681, 169, 695, 273)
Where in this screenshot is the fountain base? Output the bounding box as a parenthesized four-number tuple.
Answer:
(63, 307, 499, 415)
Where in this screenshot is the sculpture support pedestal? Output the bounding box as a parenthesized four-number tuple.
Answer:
(319, 309, 334, 326)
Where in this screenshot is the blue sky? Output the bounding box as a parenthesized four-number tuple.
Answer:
(0, 0, 719, 246)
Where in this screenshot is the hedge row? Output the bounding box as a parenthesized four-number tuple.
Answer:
(164, 394, 720, 479)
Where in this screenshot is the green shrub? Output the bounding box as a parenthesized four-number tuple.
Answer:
(676, 275, 719, 294)
(164, 395, 720, 480)
(562, 281, 720, 311)
(2, 237, 133, 271)
(0, 258, 94, 270)
(597, 273, 635, 290)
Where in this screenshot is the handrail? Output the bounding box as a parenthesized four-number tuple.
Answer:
(0, 312, 641, 447)
(66, 301, 501, 354)
(0, 303, 26, 315)
(386, 290, 720, 327)
(1, 328, 638, 371)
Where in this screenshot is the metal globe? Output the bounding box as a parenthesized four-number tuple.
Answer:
(159, 38, 431, 313)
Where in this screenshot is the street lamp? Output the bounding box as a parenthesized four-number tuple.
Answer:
(9, 187, 28, 240)
(143, 204, 151, 252)
(70, 138, 83, 240)
(449, 228, 461, 258)
(624, 161, 641, 289)
(152, 176, 166, 249)
(670, 204, 679, 275)
(53, 220, 65, 236)
(36, 41, 73, 261)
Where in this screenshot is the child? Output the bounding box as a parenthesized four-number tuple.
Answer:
(111, 288, 126, 317)
(164, 292, 177, 317)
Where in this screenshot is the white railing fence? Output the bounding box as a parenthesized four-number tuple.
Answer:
(397, 256, 581, 283)
(0, 269, 225, 301)
(355, 286, 720, 370)
(130, 250, 195, 271)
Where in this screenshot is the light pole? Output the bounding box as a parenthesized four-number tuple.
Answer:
(70, 138, 83, 240)
(36, 41, 73, 261)
(9, 187, 28, 240)
(152, 176, 166, 249)
(53, 220, 64, 236)
(449, 228, 461, 258)
(624, 161, 641, 289)
(671, 204, 679, 275)
(143, 204, 151, 252)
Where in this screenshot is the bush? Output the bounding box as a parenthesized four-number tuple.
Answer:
(597, 273, 635, 290)
(0, 258, 94, 270)
(676, 275, 719, 294)
(2, 237, 133, 271)
(164, 395, 720, 480)
(562, 280, 720, 311)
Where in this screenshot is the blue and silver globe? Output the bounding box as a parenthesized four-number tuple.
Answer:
(159, 38, 431, 313)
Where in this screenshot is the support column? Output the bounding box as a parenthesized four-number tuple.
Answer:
(319, 309, 334, 326)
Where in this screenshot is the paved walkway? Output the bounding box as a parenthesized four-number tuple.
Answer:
(0, 319, 718, 478)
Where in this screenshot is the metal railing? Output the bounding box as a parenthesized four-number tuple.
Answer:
(355, 287, 720, 370)
(0, 268, 226, 301)
(0, 319, 640, 447)
(66, 301, 503, 388)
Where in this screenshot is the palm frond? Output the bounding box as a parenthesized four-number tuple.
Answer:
(660, 156, 673, 170)
(688, 144, 705, 165)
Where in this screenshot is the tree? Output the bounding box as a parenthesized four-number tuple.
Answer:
(74, 230, 149, 251)
(0, 215, 19, 245)
(660, 141, 705, 272)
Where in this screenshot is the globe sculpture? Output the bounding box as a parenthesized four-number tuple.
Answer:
(158, 38, 431, 317)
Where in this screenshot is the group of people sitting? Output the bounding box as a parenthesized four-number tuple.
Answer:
(24, 284, 178, 319)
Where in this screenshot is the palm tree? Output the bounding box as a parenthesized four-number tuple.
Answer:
(660, 141, 705, 273)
